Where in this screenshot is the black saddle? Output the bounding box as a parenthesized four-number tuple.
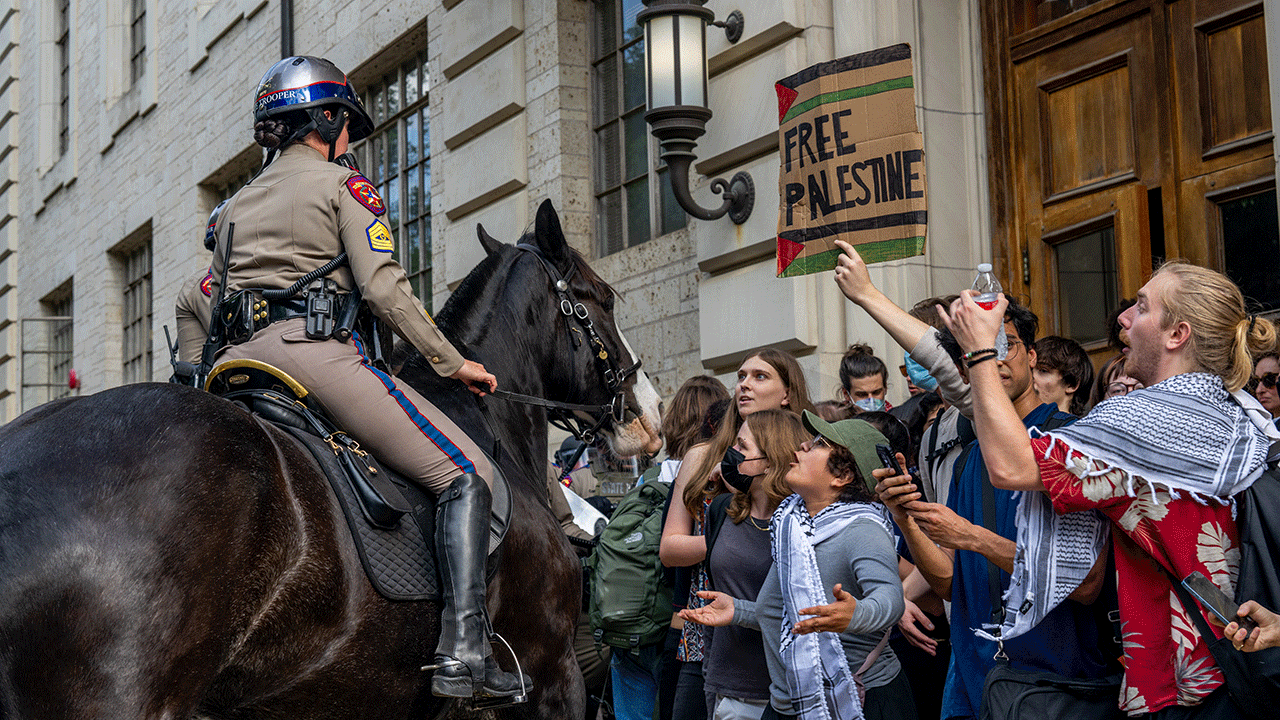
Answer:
(206, 359, 512, 601)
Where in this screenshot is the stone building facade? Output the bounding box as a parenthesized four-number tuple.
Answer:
(3, 0, 1272, 424)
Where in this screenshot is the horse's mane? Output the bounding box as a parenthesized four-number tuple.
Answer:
(565, 245, 622, 306)
(433, 249, 506, 334)
(434, 232, 622, 335)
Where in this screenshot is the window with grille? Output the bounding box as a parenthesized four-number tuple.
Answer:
(129, 0, 145, 85)
(22, 289, 75, 410)
(214, 165, 258, 203)
(353, 53, 432, 308)
(57, 0, 70, 157)
(121, 242, 152, 383)
(49, 294, 72, 389)
(591, 0, 686, 256)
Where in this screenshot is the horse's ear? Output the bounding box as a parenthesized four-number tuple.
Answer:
(476, 223, 504, 257)
(532, 199, 571, 265)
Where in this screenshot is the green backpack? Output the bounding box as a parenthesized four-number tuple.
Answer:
(587, 471, 673, 654)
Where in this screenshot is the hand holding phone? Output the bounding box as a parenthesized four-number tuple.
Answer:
(875, 444, 905, 477)
(1182, 571, 1258, 634)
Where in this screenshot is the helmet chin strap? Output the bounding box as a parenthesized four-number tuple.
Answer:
(313, 107, 349, 162)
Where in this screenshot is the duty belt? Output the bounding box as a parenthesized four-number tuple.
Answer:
(269, 297, 311, 322)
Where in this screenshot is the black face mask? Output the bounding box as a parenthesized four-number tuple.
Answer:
(721, 446, 765, 493)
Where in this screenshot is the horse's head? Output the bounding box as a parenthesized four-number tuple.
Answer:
(475, 200, 663, 458)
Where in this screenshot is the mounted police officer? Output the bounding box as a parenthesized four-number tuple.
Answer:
(173, 200, 227, 366)
(208, 56, 527, 700)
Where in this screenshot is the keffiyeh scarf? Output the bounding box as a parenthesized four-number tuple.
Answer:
(989, 373, 1276, 642)
(772, 494, 894, 720)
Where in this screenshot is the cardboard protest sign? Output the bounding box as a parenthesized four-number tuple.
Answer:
(775, 43, 927, 278)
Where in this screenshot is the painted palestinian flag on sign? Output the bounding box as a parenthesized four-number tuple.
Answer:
(775, 43, 927, 278)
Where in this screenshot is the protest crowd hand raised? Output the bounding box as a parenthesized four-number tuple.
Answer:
(793, 584, 857, 635)
(938, 290, 1008, 356)
(907, 502, 978, 551)
(873, 458, 923, 521)
(833, 239, 881, 306)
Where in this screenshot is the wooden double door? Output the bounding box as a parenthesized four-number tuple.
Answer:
(984, 0, 1277, 360)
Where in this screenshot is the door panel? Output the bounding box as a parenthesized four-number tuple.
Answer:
(1026, 183, 1151, 358)
(1169, 0, 1272, 178)
(1014, 11, 1162, 214)
(987, 0, 1275, 342)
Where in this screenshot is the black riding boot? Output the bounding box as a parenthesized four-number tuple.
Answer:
(431, 473, 528, 699)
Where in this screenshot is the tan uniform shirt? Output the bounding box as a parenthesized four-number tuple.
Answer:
(210, 143, 464, 376)
(174, 269, 213, 364)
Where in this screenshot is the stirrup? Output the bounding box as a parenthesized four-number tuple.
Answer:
(470, 632, 529, 709)
(421, 631, 528, 707)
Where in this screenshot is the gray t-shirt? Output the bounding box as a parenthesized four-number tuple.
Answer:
(704, 514, 774, 701)
(732, 513, 904, 714)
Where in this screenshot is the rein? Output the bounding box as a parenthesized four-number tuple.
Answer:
(487, 243, 641, 473)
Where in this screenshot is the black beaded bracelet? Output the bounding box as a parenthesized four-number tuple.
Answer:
(963, 347, 997, 361)
(966, 351, 998, 368)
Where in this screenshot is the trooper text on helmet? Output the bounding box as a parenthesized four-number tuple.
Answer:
(253, 56, 374, 161)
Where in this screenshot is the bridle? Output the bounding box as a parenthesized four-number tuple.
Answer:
(488, 243, 642, 453)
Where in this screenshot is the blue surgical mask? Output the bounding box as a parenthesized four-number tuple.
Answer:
(852, 397, 886, 413)
(904, 353, 938, 392)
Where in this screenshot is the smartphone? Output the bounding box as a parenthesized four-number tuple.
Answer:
(875, 444, 904, 477)
(1181, 571, 1258, 633)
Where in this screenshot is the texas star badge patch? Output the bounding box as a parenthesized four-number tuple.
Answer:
(200, 271, 213, 297)
(346, 175, 386, 216)
(366, 219, 394, 253)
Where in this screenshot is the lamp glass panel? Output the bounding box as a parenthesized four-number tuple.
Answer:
(646, 15, 676, 109)
(676, 14, 706, 108)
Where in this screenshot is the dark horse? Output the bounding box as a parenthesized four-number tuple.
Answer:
(0, 200, 662, 719)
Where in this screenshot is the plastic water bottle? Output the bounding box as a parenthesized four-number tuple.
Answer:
(972, 263, 1008, 360)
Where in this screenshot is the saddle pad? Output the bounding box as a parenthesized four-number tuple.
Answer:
(279, 425, 441, 601)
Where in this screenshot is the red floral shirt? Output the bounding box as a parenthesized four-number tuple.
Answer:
(1033, 435, 1237, 715)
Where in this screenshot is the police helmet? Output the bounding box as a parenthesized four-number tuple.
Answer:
(204, 199, 229, 252)
(254, 56, 374, 145)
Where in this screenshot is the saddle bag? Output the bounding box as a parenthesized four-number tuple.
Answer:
(224, 387, 411, 530)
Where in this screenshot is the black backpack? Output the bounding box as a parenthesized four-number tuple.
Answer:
(1170, 463, 1280, 718)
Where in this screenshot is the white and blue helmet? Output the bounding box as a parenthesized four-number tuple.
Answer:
(254, 56, 373, 145)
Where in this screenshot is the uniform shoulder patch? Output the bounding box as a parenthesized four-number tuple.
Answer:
(346, 175, 386, 216)
(200, 271, 213, 297)
(366, 219, 394, 253)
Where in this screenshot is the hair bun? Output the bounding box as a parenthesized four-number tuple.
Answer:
(844, 342, 874, 358)
(1246, 314, 1278, 356)
(253, 119, 291, 149)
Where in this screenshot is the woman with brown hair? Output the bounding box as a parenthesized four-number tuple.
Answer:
(683, 411, 914, 720)
(700, 409, 808, 719)
(660, 349, 814, 720)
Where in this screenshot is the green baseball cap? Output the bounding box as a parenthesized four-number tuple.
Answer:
(801, 409, 891, 490)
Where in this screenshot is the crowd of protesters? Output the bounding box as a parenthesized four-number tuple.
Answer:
(555, 240, 1280, 720)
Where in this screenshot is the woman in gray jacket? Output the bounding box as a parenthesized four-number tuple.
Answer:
(682, 411, 917, 720)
